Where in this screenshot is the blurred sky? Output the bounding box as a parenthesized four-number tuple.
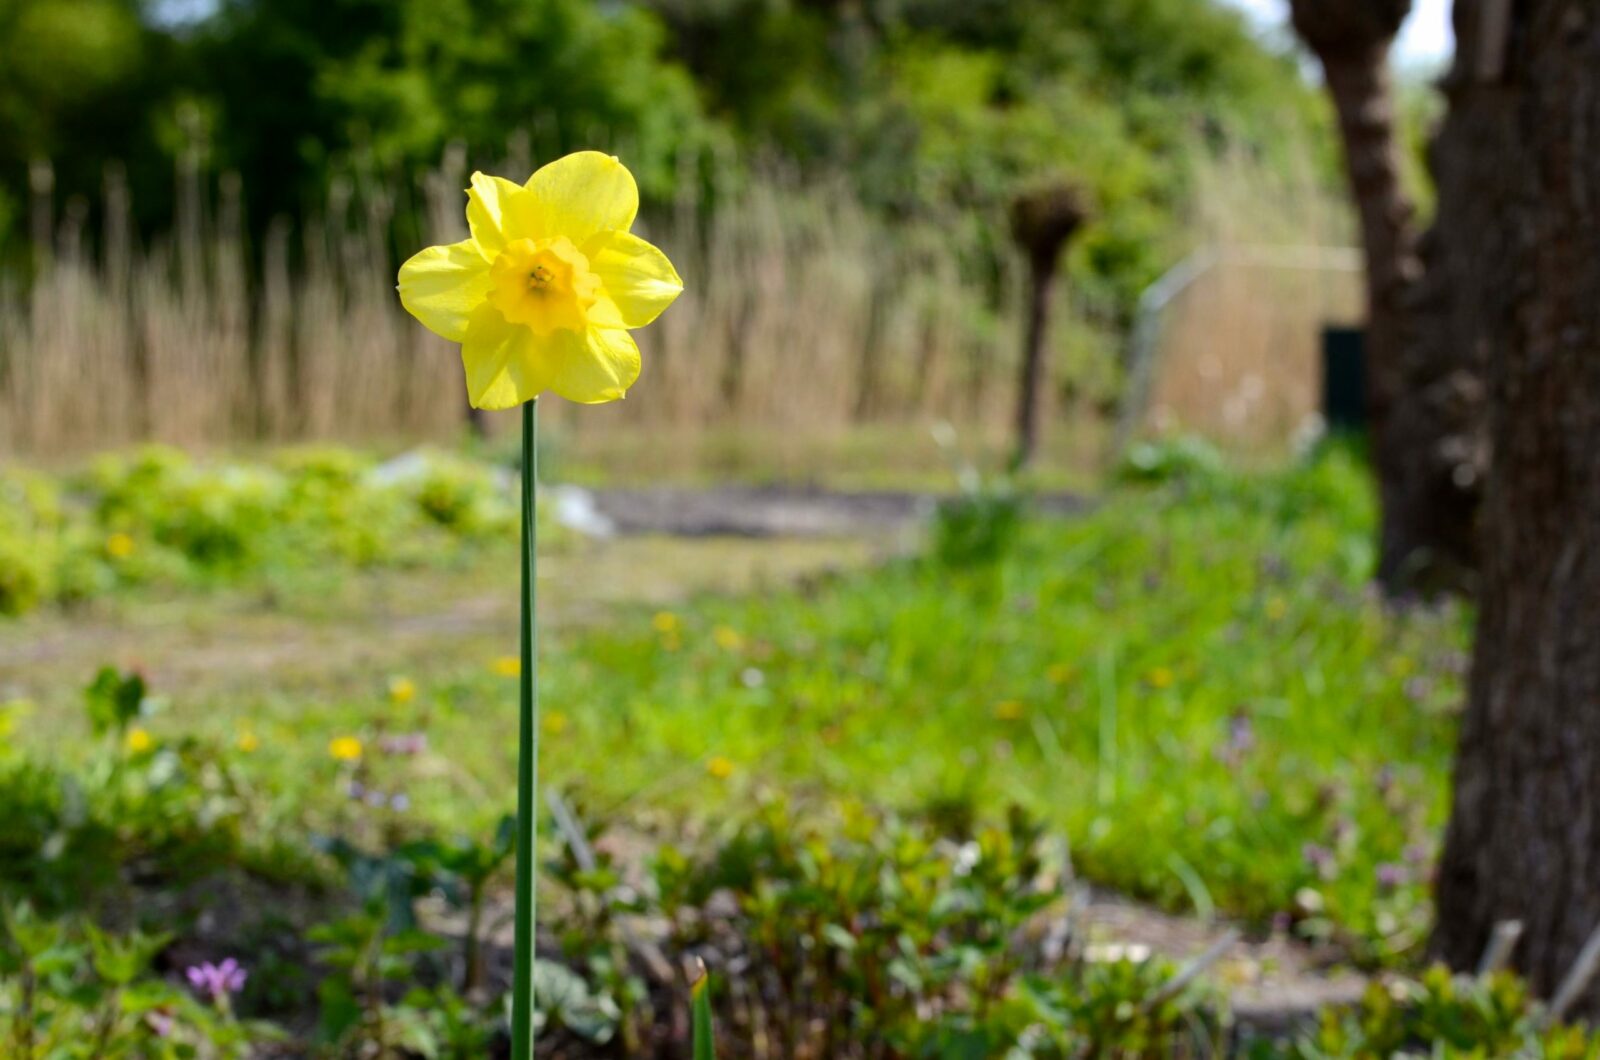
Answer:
(1221, 0, 1454, 67)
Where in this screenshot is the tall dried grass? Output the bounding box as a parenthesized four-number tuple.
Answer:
(0, 137, 1356, 468)
(1, 146, 1060, 461)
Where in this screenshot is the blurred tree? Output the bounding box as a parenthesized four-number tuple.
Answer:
(1288, 0, 1481, 596)
(1393, 0, 1507, 594)
(0, 0, 177, 250)
(1009, 181, 1089, 470)
(1432, 0, 1600, 1012)
(644, 0, 1328, 314)
(196, 0, 708, 233)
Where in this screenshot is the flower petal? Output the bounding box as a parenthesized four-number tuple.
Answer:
(524, 152, 638, 244)
(549, 327, 641, 404)
(584, 231, 683, 328)
(397, 239, 493, 341)
(461, 305, 554, 409)
(466, 172, 534, 257)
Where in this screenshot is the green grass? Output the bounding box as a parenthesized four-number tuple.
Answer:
(5, 444, 1460, 970)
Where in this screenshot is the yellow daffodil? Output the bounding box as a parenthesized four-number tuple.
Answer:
(125, 726, 153, 753)
(328, 736, 363, 762)
(106, 532, 135, 559)
(705, 755, 736, 780)
(492, 655, 521, 677)
(388, 676, 417, 704)
(397, 152, 683, 409)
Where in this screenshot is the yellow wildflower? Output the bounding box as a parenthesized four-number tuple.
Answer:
(705, 755, 735, 780)
(125, 727, 153, 753)
(492, 656, 521, 677)
(106, 532, 136, 559)
(993, 700, 1025, 721)
(237, 731, 260, 754)
(542, 711, 568, 736)
(397, 152, 683, 409)
(652, 611, 679, 633)
(1046, 663, 1075, 685)
(328, 736, 363, 762)
(1146, 667, 1174, 689)
(712, 626, 743, 651)
(660, 630, 682, 652)
(1265, 596, 1289, 621)
(388, 676, 417, 704)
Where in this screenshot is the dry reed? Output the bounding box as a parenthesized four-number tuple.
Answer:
(0, 137, 1355, 468)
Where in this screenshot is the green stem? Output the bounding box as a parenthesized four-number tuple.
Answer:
(513, 399, 540, 1057)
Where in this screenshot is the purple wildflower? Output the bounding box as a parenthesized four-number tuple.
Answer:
(186, 958, 247, 1002)
(1375, 862, 1406, 891)
(379, 732, 428, 756)
(1302, 843, 1335, 878)
(390, 792, 411, 812)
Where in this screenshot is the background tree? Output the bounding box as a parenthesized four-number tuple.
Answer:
(1287, 1, 1441, 594)
(1009, 181, 1089, 469)
(1433, 0, 1600, 1005)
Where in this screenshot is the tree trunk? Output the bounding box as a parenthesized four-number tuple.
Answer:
(1291, 3, 1427, 594)
(1393, 0, 1507, 595)
(1013, 255, 1055, 470)
(1433, 0, 1600, 1007)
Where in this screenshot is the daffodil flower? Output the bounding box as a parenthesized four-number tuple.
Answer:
(397, 151, 683, 409)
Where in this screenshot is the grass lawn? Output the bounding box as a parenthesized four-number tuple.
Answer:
(6, 444, 1469, 970)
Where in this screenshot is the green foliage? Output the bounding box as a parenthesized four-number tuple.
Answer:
(0, 904, 270, 1056)
(1286, 965, 1600, 1059)
(691, 964, 716, 1060)
(931, 481, 1024, 568)
(1117, 435, 1229, 487)
(0, 446, 532, 617)
(84, 666, 148, 738)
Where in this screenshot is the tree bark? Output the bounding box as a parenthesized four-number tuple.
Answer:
(1433, 0, 1600, 1007)
(1014, 255, 1056, 470)
(1393, 0, 1507, 595)
(1290, 3, 1421, 591)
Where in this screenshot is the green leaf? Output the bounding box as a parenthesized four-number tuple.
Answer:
(692, 961, 716, 1060)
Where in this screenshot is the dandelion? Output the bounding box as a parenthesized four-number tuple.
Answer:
(186, 958, 247, 1004)
(328, 736, 363, 762)
(125, 727, 153, 753)
(106, 531, 136, 559)
(398, 152, 682, 409)
(706, 756, 735, 780)
(712, 626, 743, 651)
(388, 676, 417, 704)
(652, 611, 679, 633)
(993, 700, 1025, 721)
(492, 655, 521, 677)
(236, 730, 259, 753)
(542, 711, 568, 736)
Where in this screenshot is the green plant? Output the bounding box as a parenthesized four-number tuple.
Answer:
(1284, 965, 1600, 1059)
(0, 904, 270, 1057)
